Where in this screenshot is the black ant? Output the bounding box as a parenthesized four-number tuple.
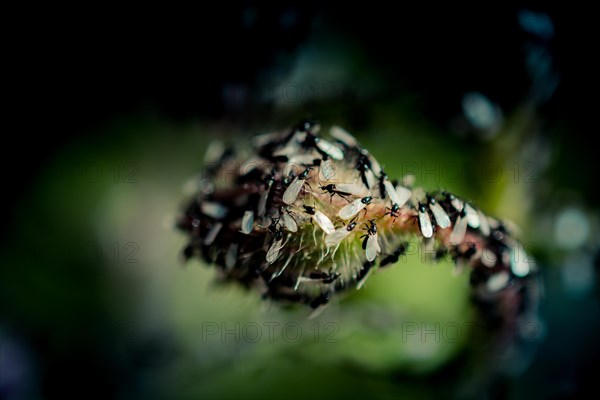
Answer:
(309, 270, 341, 284)
(379, 243, 408, 267)
(378, 170, 388, 199)
(385, 203, 401, 221)
(355, 150, 373, 188)
(360, 219, 378, 250)
(267, 217, 283, 241)
(356, 260, 373, 281)
(320, 184, 352, 203)
(310, 292, 330, 309)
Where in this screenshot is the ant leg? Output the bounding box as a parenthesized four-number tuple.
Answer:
(339, 194, 352, 203)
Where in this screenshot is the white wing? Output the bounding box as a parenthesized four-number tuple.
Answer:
(464, 203, 480, 228)
(510, 244, 531, 277)
(288, 153, 319, 166)
(478, 210, 490, 236)
(429, 202, 451, 229)
(251, 131, 281, 148)
(365, 169, 378, 189)
(368, 156, 382, 177)
(203, 140, 225, 163)
(266, 239, 284, 264)
(402, 174, 416, 187)
(487, 271, 510, 292)
(450, 196, 463, 211)
(330, 126, 358, 147)
(325, 228, 350, 248)
(394, 185, 412, 207)
(338, 199, 364, 220)
(313, 211, 335, 234)
(225, 243, 238, 269)
(282, 177, 304, 204)
(384, 180, 398, 203)
(335, 182, 369, 197)
(283, 160, 309, 177)
(201, 202, 228, 219)
(240, 211, 254, 234)
(319, 159, 337, 182)
(418, 210, 434, 238)
(449, 213, 467, 244)
(273, 132, 302, 156)
(203, 222, 223, 245)
(257, 190, 269, 217)
(316, 138, 344, 160)
(281, 212, 298, 232)
(481, 248, 497, 268)
(365, 234, 381, 262)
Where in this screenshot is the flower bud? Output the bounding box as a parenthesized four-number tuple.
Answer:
(177, 119, 539, 339)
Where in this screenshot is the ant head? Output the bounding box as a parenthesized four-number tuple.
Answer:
(298, 119, 317, 133)
(303, 205, 315, 215)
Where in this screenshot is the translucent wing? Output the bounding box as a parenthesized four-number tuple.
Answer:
(319, 159, 337, 182)
(449, 211, 467, 244)
(478, 210, 490, 236)
(225, 243, 238, 269)
(257, 190, 269, 217)
(240, 211, 254, 234)
(282, 177, 304, 205)
(449, 195, 463, 211)
(464, 203, 480, 228)
(335, 182, 369, 197)
(330, 125, 358, 147)
(281, 212, 298, 233)
(203, 222, 223, 245)
(429, 202, 451, 229)
(273, 132, 302, 156)
(486, 271, 510, 292)
(316, 138, 344, 160)
(251, 131, 280, 148)
(201, 202, 228, 219)
(365, 234, 381, 262)
(203, 140, 225, 163)
(325, 228, 351, 248)
(338, 199, 365, 220)
(510, 244, 531, 277)
(368, 156, 382, 177)
(384, 180, 398, 203)
(313, 211, 335, 234)
(418, 209, 434, 238)
(394, 185, 412, 207)
(365, 169, 378, 189)
(481, 248, 497, 268)
(266, 239, 284, 264)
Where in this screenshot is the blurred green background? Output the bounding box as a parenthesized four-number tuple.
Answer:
(2, 4, 598, 399)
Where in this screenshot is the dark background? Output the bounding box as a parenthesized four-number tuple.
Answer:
(7, 4, 597, 210)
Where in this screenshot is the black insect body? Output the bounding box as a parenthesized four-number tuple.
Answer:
(360, 220, 378, 250)
(320, 184, 352, 203)
(378, 170, 388, 199)
(356, 151, 374, 188)
(385, 203, 401, 220)
(267, 218, 283, 241)
(379, 243, 408, 267)
(310, 292, 331, 309)
(309, 270, 341, 284)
